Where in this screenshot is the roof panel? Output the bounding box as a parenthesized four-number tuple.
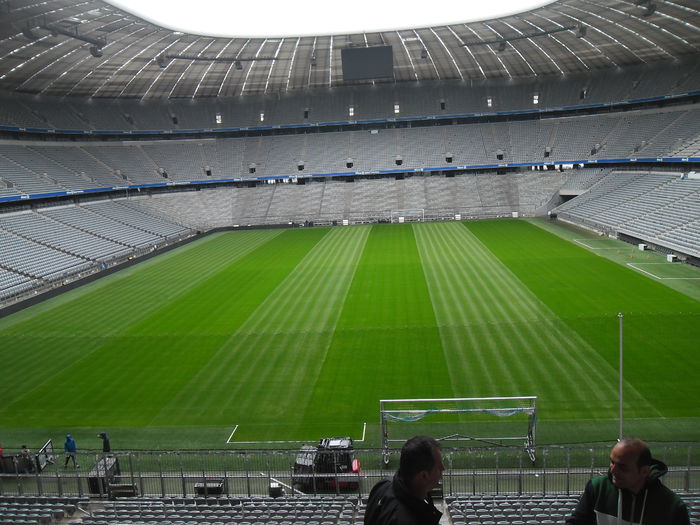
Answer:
(0, 0, 697, 99)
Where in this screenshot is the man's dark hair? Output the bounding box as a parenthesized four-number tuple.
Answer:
(397, 435, 440, 480)
(619, 437, 652, 467)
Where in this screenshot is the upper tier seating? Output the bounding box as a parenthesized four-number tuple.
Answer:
(1, 58, 698, 131)
(0, 106, 698, 199)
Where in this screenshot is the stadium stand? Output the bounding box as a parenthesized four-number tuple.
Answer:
(0, 200, 194, 302)
(0, 145, 99, 191)
(125, 171, 566, 228)
(0, 266, 37, 299)
(1, 491, 698, 525)
(80, 145, 163, 186)
(1, 59, 698, 132)
(0, 3, 698, 522)
(3, 99, 699, 305)
(41, 206, 165, 249)
(34, 496, 364, 525)
(26, 146, 123, 188)
(0, 211, 131, 262)
(0, 229, 92, 280)
(444, 493, 700, 524)
(0, 106, 697, 189)
(0, 496, 85, 525)
(559, 168, 610, 195)
(445, 494, 579, 524)
(554, 170, 700, 257)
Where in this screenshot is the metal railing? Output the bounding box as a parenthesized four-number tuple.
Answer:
(1, 444, 699, 499)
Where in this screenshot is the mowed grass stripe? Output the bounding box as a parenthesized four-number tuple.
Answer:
(0, 230, 280, 335)
(0, 228, 316, 429)
(0, 230, 281, 417)
(460, 222, 661, 419)
(415, 222, 568, 402)
(150, 226, 371, 439)
(463, 221, 669, 419)
(301, 224, 453, 435)
(467, 219, 700, 419)
(415, 222, 535, 398)
(414, 222, 657, 420)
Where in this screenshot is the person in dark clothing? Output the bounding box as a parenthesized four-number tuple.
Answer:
(566, 437, 690, 525)
(18, 445, 34, 473)
(98, 432, 111, 453)
(364, 435, 444, 525)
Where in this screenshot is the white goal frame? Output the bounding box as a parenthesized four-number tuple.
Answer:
(390, 209, 425, 223)
(380, 396, 537, 463)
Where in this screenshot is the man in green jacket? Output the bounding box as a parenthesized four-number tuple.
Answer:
(566, 437, 690, 525)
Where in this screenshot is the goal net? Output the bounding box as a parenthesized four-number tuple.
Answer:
(380, 396, 537, 462)
(390, 209, 424, 223)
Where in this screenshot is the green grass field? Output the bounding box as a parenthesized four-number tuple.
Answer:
(1, 219, 698, 451)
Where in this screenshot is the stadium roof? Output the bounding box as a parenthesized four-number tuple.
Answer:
(0, 0, 698, 99)
(103, 1, 556, 38)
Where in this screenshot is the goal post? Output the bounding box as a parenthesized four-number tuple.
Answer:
(390, 209, 425, 223)
(380, 396, 537, 463)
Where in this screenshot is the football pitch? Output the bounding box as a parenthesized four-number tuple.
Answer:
(1, 219, 698, 451)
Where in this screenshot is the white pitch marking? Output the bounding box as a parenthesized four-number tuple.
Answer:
(573, 238, 619, 250)
(627, 263, 700, 280)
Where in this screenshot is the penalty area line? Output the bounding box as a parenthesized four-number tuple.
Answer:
(226, 425, 238, 444)
(573, 238, 620, 250)
(627, 263, 700, 280)
(627, 263, 663, 279)
(628, 263, 700, 280)
(226, 422, 367, 444)
(354, 422, 367, 443)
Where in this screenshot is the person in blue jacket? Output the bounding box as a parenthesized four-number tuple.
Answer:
(63, 434, 78, 468)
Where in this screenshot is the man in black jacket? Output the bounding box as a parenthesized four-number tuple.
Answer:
(97, 432, 111, 454)
(364, 435, 444, 525)
(566, 437, 690, 525)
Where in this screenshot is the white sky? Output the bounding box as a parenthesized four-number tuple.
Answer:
(104, 0, 555, 38)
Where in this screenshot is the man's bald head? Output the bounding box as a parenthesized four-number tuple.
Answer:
(609, 438, 652, 493)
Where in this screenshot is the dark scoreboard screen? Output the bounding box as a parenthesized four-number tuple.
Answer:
(341, 46, 394, 81)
